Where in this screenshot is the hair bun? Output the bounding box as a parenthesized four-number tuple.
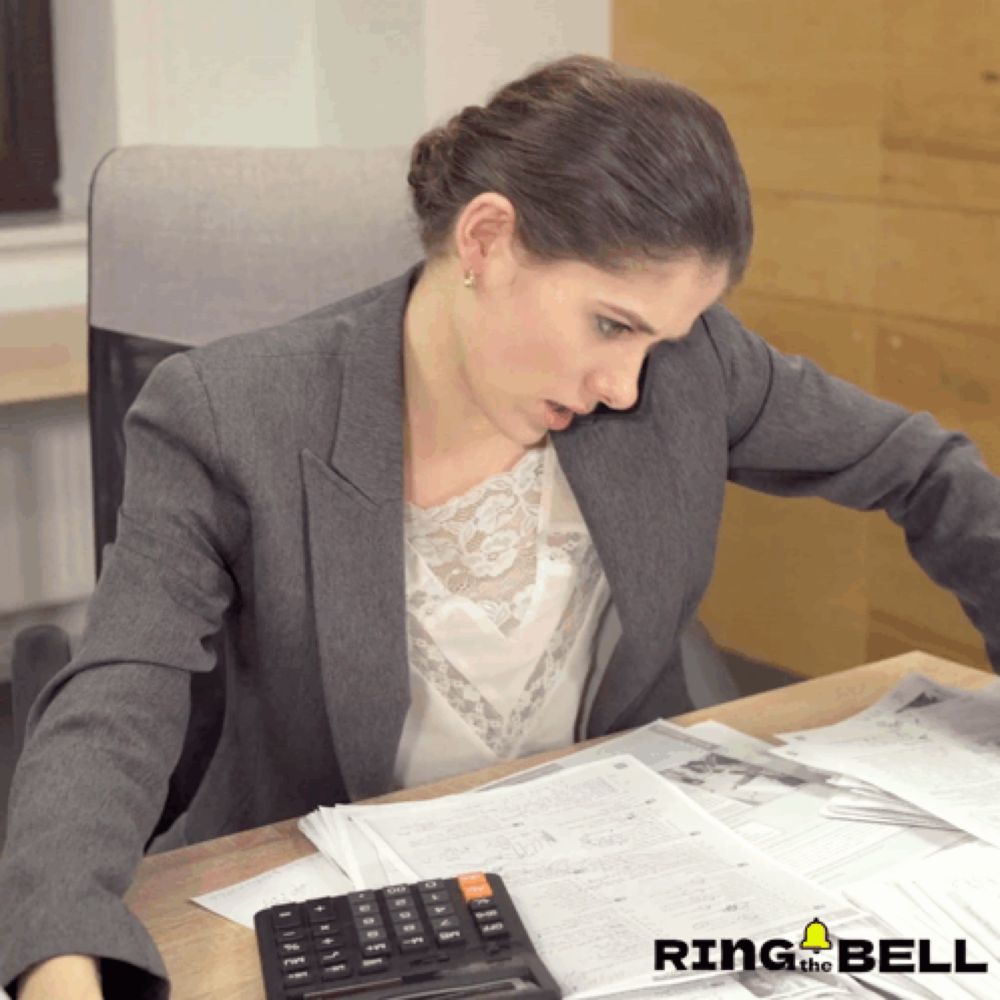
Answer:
(407, 105, 483, 211)
(408, 128, 453, 205)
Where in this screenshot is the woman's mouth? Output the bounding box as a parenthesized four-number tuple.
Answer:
(544, 399, 574, 430)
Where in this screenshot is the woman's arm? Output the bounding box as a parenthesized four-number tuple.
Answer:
(0, 352, 249, 999)
(702, 303, 1000, 669)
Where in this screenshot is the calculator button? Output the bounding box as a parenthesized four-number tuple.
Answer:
(321, 962, 351, 981)
(306, 899, 337, 922)
(436, 928, 466, 947)
(383, 883, 412, 896)
(348, 890, 376, 904)
(315, 934, 345, 949)
(283, 969, 315, 987)
(396, 921, 423, 936)
(279, 941, 306, 955)
(360, 928, 388, 944)
(430, 916, 461, 933)
(360, 956, 391, 974)
(273, 904, 302, 928)
(473, 907, 501, 923)
(357, 914, 384, 929)
(312, 922, 339, 936)
(460, 883, 492, 902)
(319, 948, 349, 964)
(479, 920, 509, 939)
(400, 933, 430, 953)
(426, 902, 455, 917)
(468, 897, 496, 912)
(363, 941, 391, 957)
(276, 927, 307, 942)
(387, 895, 416, 910)
(417, 879, 444, 891)
(390, 908, 419, 924)
(281, 954, 310, 971)
(351, 900, 379, 916)
(421, 890, 450, 904)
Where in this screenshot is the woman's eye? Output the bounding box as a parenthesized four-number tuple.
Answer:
(596, 315, 632, 339)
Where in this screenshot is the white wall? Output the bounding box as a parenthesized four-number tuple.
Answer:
(108, 0, 325, 146)
(313, 2, 425, 147)
(50, 0, 119, 218)
(51, 0, 611, 214)
(422, 0, 610, 125)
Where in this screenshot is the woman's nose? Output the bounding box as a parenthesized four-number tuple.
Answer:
(593, 363, 641, 411)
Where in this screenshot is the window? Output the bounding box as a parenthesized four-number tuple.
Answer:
(0, 0, 59, 213)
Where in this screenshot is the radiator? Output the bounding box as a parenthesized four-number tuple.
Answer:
(0, 399, 95, 615)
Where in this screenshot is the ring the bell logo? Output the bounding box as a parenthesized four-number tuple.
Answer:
(799, 917, 832, 972)
(654, 917, 989, 975)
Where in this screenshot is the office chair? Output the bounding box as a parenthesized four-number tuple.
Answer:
(11, 144, 740, 849)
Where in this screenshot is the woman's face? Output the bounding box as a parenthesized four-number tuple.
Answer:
(452, 221, 731, 448)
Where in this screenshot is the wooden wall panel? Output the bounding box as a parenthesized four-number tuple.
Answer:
(611, 1, 884, 199)
(615, 0, 1000, 676)
(703, 487, 870, 678)
(873, 314, 1000, 456)
(883, 0, 1000, 212)
(741, 194, 879, 308)
(879, 207, 1000, 327)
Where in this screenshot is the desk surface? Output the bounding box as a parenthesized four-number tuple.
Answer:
(0, 306, 87, 405)
(126, 650, 992, 1000)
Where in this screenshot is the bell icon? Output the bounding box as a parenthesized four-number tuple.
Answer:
(800, 917, 831, 951)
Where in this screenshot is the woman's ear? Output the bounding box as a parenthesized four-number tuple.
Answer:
(454, 193, 519, 284)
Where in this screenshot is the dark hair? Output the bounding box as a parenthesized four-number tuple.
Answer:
(407, 54, 753, 286)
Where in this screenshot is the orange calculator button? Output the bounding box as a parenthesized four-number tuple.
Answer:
(457, 872, 493, 901)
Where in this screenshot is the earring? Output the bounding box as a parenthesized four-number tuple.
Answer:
(463, 270, 476, 289)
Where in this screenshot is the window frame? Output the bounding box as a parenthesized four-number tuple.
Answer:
(0, 0, 60, 213)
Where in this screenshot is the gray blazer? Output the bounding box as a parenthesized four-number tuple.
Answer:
(3, 260, 999, 998)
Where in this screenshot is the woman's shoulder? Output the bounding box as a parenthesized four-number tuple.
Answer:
(186, 263, 418, 374)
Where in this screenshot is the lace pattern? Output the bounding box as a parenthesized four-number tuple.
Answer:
(406, 447, 544, 635)
(404, 442, 603, 757)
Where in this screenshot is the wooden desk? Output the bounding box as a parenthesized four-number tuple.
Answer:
(126, 651, 992, 999)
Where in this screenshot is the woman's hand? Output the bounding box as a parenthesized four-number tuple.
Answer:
(18, 954, 103, 999)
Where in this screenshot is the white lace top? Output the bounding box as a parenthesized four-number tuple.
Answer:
(393, 434, 623, 788)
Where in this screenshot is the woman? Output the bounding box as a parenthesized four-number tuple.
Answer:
(5, 53, 999, 1000)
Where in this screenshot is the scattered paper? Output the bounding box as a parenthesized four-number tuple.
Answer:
(191, 851, 353, 928)
(349, 754, 855, 999)
(772, 675, 1000, 848)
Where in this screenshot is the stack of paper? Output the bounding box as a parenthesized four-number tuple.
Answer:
(768, 675, 1000, 846)
(300, 753, 857, 999)
(294, 715, 974, 998)
(841, 840, 1000, 1000)
(825, 775, 956, 829)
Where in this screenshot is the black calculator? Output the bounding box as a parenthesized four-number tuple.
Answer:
(253, 870, 562, 999)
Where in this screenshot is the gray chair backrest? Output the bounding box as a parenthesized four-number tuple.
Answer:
(89, 144, 423, 342)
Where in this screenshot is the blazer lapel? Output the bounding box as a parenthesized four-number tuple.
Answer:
(301, 263, 423, 800)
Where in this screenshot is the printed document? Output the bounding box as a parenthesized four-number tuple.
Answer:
(351, 754, 854, 998)
(771, 675, 1000, 848)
